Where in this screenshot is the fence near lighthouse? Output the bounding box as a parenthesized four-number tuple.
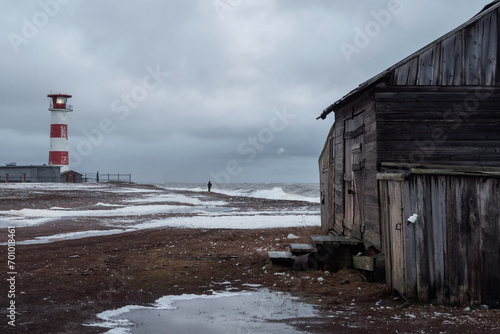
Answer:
(83, 172, 132, 183)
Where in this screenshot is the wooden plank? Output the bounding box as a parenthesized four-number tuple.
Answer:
(479, 178, 500, 306)
(380, 163, 500, 174)
(377, 173, 406, 181)
(394, 62, 411, 85)
(422, 175, 436, 302)
(392, 56, 420, 85)
(353, 255, 375, 271)
(414, 175, 430, 302)
(417, 47, 439, 85)
(379, 180, 393, 288)
(310, 235, 363, 246)
(431, 44, 442, 85)
(453, 30, 465, 85)
(376, 122, 500, 142)
(464, 177, 481, 304)
(431, 175, 447, 304)
(445, 176, 461, 305)
(480, 12, 497, 85)
(441, 34, 462, 85)
(464, 21, 482, 85)
(456, 177, 470, 304)
(377, 144, 500, 163)
(403, 178, 417, 300)
(389, 180, 405, 295)
(290, 243, 316, 254)
(375, 90, 470, 102)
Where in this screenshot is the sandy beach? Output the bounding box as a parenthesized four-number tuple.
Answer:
(1, 182, 499, 333)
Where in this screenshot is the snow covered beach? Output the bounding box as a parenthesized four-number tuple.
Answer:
(0, 182, 320, 244)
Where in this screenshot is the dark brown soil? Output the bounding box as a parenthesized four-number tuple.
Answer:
(0, 183, 498, 333)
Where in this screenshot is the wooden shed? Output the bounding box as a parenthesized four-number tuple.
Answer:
(378, 165, 500, 306)
(318, 2, 500, 306)
(60, 170, 83, 183)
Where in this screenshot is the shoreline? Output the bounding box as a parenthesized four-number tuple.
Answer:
(0, 182, 320, 244)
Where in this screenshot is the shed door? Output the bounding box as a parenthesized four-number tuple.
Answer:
(343, 114, 365, 240)
(379, 179, 406, 296)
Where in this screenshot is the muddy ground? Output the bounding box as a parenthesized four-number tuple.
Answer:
(0, 183, 499, 333)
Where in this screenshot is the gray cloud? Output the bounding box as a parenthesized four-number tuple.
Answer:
(0, 0, 492, 183)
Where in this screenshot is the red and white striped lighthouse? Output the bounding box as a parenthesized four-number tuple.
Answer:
(47, 93, 73, 172)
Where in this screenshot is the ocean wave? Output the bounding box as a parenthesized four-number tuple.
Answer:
(160, 183, 320, 203)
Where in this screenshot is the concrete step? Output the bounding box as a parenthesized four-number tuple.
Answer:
(268, 251, 293, 266)
(289, 243, 316, 254)
(309, 235, 365, 272)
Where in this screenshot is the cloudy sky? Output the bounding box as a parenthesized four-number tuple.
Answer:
(1, 0, 493, 184)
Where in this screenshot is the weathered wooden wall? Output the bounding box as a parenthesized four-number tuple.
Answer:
(390, 7, 498, 86)
(329, 87, 381, 249)
(318, 124, 335, 231)
(376, 86, 500, 167)
(379, 172, 500, 306)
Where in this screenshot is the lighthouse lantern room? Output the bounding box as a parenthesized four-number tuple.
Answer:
(47, 93, 73, 173)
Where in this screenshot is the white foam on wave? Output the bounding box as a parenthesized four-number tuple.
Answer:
(128, 214, 319, 230)
(124, 193, 227, 206)
(161, 185, 320, 203)
(249, 187, 318, 203)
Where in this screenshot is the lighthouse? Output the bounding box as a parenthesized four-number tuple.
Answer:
(47, 93, 72, 173)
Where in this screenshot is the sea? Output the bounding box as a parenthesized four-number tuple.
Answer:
(158, 182, 320, 203)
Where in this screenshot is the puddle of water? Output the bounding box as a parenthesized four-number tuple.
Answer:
(94, 289, 321, 333)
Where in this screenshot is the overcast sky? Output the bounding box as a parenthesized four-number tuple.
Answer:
(0, 0, 493, 184)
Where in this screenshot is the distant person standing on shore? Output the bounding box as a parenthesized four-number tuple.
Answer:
(207, 181, 212, 192)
